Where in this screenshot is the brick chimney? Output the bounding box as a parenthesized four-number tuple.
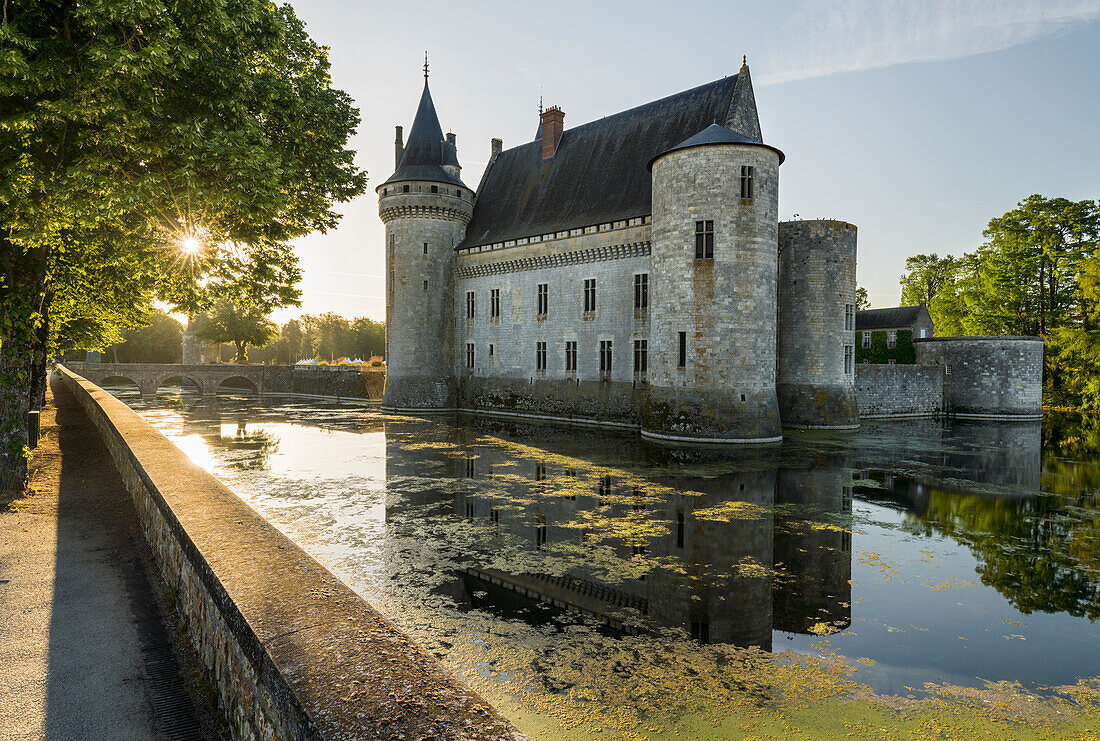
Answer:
(540, 106, 565, 159)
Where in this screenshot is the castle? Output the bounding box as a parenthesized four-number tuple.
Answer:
(377, 59, 860, 444)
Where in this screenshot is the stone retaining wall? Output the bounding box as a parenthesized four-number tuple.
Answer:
(57, 365, 524, 741)
(854, 364, 944, 419)
(914, 337, 1043, 419)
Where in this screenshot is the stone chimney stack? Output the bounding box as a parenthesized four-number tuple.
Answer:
(446, 132, 456, 149)
(540, 106, 564, 159)
(394, 125, 404, 170)
(491, 138, 502, 159)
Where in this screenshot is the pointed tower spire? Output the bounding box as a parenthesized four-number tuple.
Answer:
(725, 56, 763, 142)
(381, 60, 466, 187)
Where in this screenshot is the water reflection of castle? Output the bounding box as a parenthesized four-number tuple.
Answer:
(384, 419, 857, 650)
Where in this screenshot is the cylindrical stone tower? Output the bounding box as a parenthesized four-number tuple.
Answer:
(377, 76, 474, 411)
(914, 337, 1044, 419)
(642, 124, 785, 443)
(776, 220, 859, 428)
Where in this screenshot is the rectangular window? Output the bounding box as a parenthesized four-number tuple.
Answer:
(862, 331, 871, 348)
(423, 242, 428, 255)
(489, 343, 494, 356)
(465, 343, 475, 369)
(599, 340, 612, 376)
(537, 283, 548, 316)
(490, 288, 500, 318)
(845, 303, 854, 331)
(465, 291, 475, 320)
(423, 280, 428, 291)
(633, 273, 649, 309)
(740, 165, 754, 200)
(694, 221, 714, 259)
(583, 278, 596, 313)
(887, 329, 897, 348)
(844, 345, 853, 374)
(402, 184, 410, 193)
(430, 184, 438, 193)
(536, 341, 547, 372)
(633, 339, 647, 374)
(678, 331, 687, 367)
(565, 341, 577, 372)
(920, 328, 928, 338)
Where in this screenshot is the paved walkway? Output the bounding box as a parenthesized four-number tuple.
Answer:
(0, 379, 199, 740)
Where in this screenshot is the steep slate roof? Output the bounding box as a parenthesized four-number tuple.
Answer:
(856, 305, 931, 331)
(459, 74, 749, 249)
(382, 81, 465, 188)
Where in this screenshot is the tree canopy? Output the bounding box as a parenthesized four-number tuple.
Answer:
(194, 300, 276, 363)
(0, 0, 366, 488)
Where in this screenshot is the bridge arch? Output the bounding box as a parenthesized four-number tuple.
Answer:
(154, 374, 204, 396)
(98, 375, 142, 398)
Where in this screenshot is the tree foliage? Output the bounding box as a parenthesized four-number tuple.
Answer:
(0, 0, 366, 486)
(898, 195, 1100, 408)
(107, 310, 183, 364)
(855, 286, 870, 310)
(194, 300, 276, 363)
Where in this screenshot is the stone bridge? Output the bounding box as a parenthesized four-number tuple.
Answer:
(62, 362, 292, 399)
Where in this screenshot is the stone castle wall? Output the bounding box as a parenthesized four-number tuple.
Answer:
(854, 364, 944, 418)
(644, 143, 782, 442)
(914, 337, 1043, 419)
(776, 220, 858, 428)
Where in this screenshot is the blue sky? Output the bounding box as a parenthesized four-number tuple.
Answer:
(280, 0, 1100, 322)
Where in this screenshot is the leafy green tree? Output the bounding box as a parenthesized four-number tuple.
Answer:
(109, 311, 184, 364)
(899, 254, 957, 307)
(351, 317, 385, 359)
(194, 300, 276, 363)
(0, 0, 366, 487)
(855, 286, 870, 310)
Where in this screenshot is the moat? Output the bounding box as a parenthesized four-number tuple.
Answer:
(112, 388, 1100, 739)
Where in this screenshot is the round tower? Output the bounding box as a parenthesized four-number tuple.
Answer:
(377, 73, 474, 411)
(776, 220, 859, 428)
(642, 124, 785, 443)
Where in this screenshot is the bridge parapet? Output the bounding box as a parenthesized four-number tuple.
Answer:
(64, 362, 291, 399)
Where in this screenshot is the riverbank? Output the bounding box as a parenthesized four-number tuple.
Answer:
(0, 377, 222, 740)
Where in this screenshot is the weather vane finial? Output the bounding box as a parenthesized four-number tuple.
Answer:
(743, 55, 747, 65)
(424, 51, 429, 81)
(539, 91, 543, 116)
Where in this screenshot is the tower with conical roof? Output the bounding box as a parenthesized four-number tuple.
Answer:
(377, 61, 474, 410)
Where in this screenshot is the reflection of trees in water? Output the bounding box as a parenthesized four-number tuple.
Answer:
(905, 474, 1100, 620)
(1044, 410, 1100, 460)
(204, 421, 281, 470)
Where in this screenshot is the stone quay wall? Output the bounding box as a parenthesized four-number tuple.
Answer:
(57, 365, 524, 741)
(854, 364, 944, 419)
(290, 366, 384, 401)
(914, 336, 1044, 419)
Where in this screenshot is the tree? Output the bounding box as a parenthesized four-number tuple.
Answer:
(194, 300, 276, 363)
(855, 286, 870, 310)
(109, 311, 184, 364)
(899, 254, 957, 307)
(0, 1, 366, 488)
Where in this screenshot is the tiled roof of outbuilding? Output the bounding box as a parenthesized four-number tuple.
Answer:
(458, 74, 750, 249)
(856, 305, 929, 330)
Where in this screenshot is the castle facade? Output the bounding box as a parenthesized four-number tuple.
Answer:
(377, 60, 860, 443)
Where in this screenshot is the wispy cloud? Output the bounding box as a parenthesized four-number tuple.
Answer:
(759, 0, 1100, 84)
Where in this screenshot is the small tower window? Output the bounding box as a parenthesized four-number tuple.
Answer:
(456, 188, 462, 197)
(583, 278, 596, 313)
(423, 242, 428, 255)
(844, 345, 854, 374)
(633, 273, 649, 309)
(490, 288, 500, 318)
(845, 304, 855, 331)
(694, 221, 714, 259)
(423, 280, 428, 291)
(466, 291, 475, 320)
(678, 332, 687, 367)
(537, 283, 548, 317)
(489, 343, 494, 356)
(565, 341, 577, 372)
(466, 343, 475, 369)
(431, 185, 438, 193)
(740, 165, 754, 200)
(599, 340, 612, 377)
(536, 341, 547, 372)
(402, 184, 410, 193)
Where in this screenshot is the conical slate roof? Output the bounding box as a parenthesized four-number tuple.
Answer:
(648, 123, 785, 169)
(383, 81, 465, 187)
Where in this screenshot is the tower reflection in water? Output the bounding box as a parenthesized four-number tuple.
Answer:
(383, 417, 855, 651)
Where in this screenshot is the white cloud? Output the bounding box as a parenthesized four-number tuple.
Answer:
(759, 0, 1100, 84)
